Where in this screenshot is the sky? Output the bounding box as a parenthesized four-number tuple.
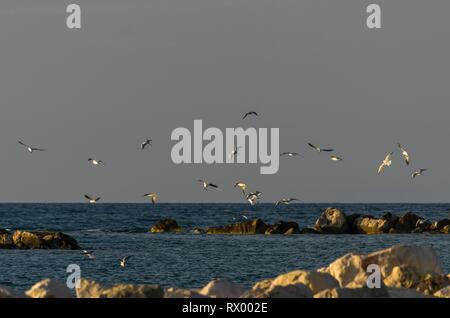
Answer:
(0, 0, 450, 203)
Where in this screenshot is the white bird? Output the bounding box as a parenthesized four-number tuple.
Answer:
(228, 147, 242, 160)
(243, 111, 258, 119)
(119, 256, 131, 268)
(246, 191, 262, 205)
(397, 143, 410, 166)
(378, 152, 393, 175)
(82, 250, 95, 259)
(88, 158, 104, 166)
(308, 143, 334, 153)
(141, 139, 152, 150)
(233, 182, 248, 195)
(198, 180, 220, 191)
(84, 194, 101, 204)
(143, 192, 158, 204)
(412, 169, 427, 178)
(330, 155, 343, 162)
(280, 152, 303, 158)
(275, 198, 299, 206)
(18, 140, 45, 154)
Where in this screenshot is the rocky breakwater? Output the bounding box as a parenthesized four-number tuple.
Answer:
(149, 219, 182, 233)
(2, 244, 449, 298)
(314, 207, 450, 234)
(204, 219, 300, 235)
(0, 229, 79, 249)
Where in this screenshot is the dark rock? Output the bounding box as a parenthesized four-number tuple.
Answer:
(345, 214, 362, 233)
(205, 219, 268, 234)
(299, 228, 321, 234)
(393, 212, 423, 233)
(191, 228, 206, 234)
(7, 230, 79, 250)
(265, 221, 300, 235)
(441, 225, 450, 234)
(314, 208, 349, 234)
(430, 219, 450, 233)
(149, 219, 182, 233)
(414, 219, 432, 233)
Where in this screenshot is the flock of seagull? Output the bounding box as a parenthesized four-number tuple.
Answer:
(16, 111, 427, 266)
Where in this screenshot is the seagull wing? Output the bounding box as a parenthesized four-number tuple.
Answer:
(307, 143, 318, 151)
(18, 140, 28, 147)
(321, 148, 334, 152)
(84, 194, 93, 201)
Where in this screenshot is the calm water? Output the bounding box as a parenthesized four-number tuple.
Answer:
(0, 203, 449, 291)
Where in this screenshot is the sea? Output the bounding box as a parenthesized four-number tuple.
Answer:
(0, 203, 449, 292)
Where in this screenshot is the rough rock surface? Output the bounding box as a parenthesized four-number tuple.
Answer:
(150, 219, 182, 233)
(198, 278, 245, 298)
(434, 285, 450, 298)
(0, 230, 79, 250)
(392, 212, 422, 233)
(314, 208, 349, 234)
(205, 219, 268, 235)
(265, 221, 300, 234)
(26, 279, 73, 298)
(165, 288, 209, 298)
(76, 279, 163, 298)
(354, 215, 395, 234)
(314, 287, 389, 298)
(269, 270, 339, 294)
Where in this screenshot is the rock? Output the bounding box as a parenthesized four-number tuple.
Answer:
(415, 273, 450, 295)
(314, 287, 389, 298)
(393, 212, 422, 233)
(414, 219, 432, 233)
(10, 230, 79, 250)
(205, 219, 268, 235)
(345, 214, 362, 233)
(323, 252, 371, 288)
(354, 216, 393, 234)
(0, 286, 24, 298)
(314, 208, 349, 234)
(431, 219, 450, 232)
(198, 278, 245, 298)
(270, 270, 339, 294)
(388, 288, 434, 298)
(434, 285, 450, 298)
(0, 229, 13, 248)
(191, 228, 206, 234)
(265, 221, 300, 235)
(150, 219, 182, 233)
(442, 225, 450, 234)
(241, 279, 273, 298)
(299, 228, 321, 234)
(76, 279, 163, 298)
(164, 288, 209, 298)
(26, 279, 73, 298)
(261, 284, 313, 298)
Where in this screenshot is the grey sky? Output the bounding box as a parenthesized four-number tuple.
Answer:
(0, 0, 449, 203)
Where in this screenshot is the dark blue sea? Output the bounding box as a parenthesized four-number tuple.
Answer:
(0, 203, 449, 292)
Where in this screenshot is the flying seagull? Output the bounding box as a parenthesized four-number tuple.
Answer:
(84, 194, 101, 204)
(397, 143, 410, 166)
(198, 180, 220, 191)
(141, 139, 152, 150)
(18, 140, 45, 154)
(377, 152, 393, 175)
(246, 191, 262, 205)
(307, 143, 334, 153)
(88, 158, 104, 166)
(280, 152, 303, 158)
(242, 111, 258, 120)
(228, 147, 242, 160)
(119, 256, 131, 268)
(412, 169, 427, 179)
(143, 192, 158, 204)
(233, 182, 248, 195)
(275, 198, 299, 206)
(330, 155, 343, 162)
(82, 250, 95, 259)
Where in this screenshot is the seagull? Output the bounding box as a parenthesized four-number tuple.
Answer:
(377, 152, 393, 175)
(84, 194, 101, 204)
(330, 155, 343, 162)
(228, 147, 242, 160)
(18, 140, 45, 154)
(307, 143, 334, 153)
(233, 215, 249, 222)
(233, 182, 248, 195)
(88, 158, 104, 166)
(412, 169, 427, 178)
(397, 143, 410, 166)
(246, 191, 262, 205)
(141, 139, 152, 150)
(280, 152, 303, 158)
(275, 198, 299, 206)
(119, 256, 131, 268)
(143, 192, 158, 204)
(198, 180, 220, 191)
(82, 250, 95, 259)
(242, 111, 258, 120)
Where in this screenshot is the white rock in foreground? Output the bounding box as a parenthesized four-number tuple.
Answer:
(198, 278, 245, 298)
(0, 285, 25, 298)
(26, 279, 73, 298)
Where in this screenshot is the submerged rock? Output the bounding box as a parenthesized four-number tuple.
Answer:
(198, 278, 245, 298)
(314, 208, 349, 234)
(0, 230, 79, 250)
(205, 219, 268, 235)
(0, 286, 25, 298)
(265, 221, 300, 235)
(26, 279, 73, 298)
(149, 219, 182, 233)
